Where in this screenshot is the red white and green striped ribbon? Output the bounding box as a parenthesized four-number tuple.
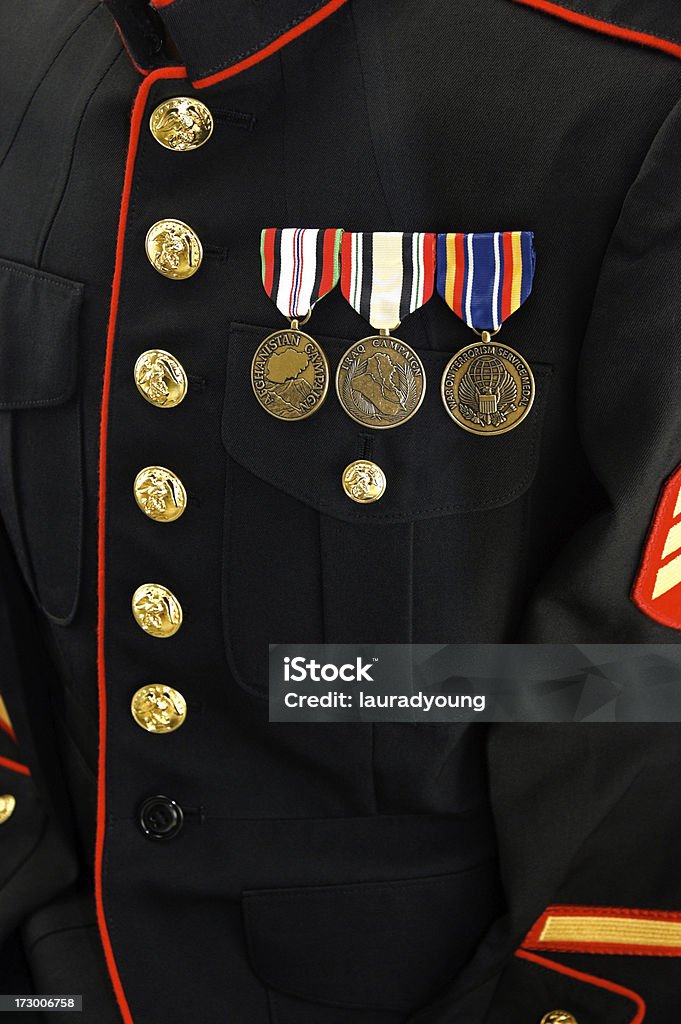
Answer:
(261, 228, 343, 320)
(340, 232, 436, 331)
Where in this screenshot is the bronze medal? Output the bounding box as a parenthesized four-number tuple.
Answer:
(441, 335, 535, 435)
(251, 322, 329, 421)
(336, 332, 426, 429)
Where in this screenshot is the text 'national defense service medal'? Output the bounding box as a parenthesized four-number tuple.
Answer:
(437, 231, 536, 435)
(337, 232, 434, 428)
(252, 228, 342, 420)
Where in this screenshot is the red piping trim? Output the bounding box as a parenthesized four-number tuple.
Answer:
(0, 755, 30, 777)
(523, 904, 681, 957)
(516, 949, 646, 1024)
(512, 0, 681, 61)
(190, 0, 349, 89)
(96, 64, 186, 1024)
(0, 717, 17, 743)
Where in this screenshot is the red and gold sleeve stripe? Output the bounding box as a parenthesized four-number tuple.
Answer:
(523, 905, 681, 957)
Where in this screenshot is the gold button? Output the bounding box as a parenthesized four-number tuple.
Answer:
(540, 1013, 578, 1024)
(132, 583, 183, 638)
(134, 349, 188, 409)
(145, 219, 203, 279)
(0, 794, 16, 824)
(131, 684, 187, 733)
(342, 460, 386, 504)
(149, 97, 213, 151)
(134, 466, 187, 523)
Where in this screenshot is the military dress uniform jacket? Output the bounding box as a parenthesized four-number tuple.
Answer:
(2, 1, 681, 1022)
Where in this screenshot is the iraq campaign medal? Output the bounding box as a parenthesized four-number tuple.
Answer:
(437, 232, 536, 435)
(253, 228, 342, 420)
(337, 232, 435, 428)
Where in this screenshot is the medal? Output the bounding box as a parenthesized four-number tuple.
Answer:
(336, 231, 434, 428)
(253, 227, 342, 420)
(437, 231, 536, 435)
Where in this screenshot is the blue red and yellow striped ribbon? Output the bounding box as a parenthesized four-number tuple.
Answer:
(436, 232, 535, 332)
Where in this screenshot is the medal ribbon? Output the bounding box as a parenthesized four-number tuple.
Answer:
(436, 232, 535, 332)
(261, 228, 343, 320)
(340, 232, 436, 331)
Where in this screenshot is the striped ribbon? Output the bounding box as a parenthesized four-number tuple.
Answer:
(261, 228, 343, 320)
(340, 232, 436, 331)
(436, 232, 535, 332)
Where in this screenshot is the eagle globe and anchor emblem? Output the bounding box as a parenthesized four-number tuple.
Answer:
(441, 331, 535, 435)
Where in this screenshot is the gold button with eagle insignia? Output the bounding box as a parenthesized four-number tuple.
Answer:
(132, 583, 183, 638)
(134, 466, 187, 523)
(0, 794, 16, 824)
(149, 97, 213, 151)
(540, 1013, 578, 1024)
(134, 349, 188, 409)
(131, 684, 187, 733)
(145, 219, 203, 279)
(342, 460, 386, 504)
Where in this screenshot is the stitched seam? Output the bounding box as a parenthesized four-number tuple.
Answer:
(0, 4, 99, 170)
(170, 1, 329, 78)
(38, 48, 126, 265)
(519, 0, 681, 47)
(26, 923, 95, 957)
(0, 396, 73, 410)
(0, 263, 83, 293)
(0, 264, 81, 407)
(244, 861, 495, 902)
(226, 398, 547, 517)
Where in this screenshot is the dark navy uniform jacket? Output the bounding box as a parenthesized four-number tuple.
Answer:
(1, 1, 681, 1021)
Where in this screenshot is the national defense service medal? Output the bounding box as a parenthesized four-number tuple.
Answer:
(336, 329, 426, 429)
(255, 228, 343, 421)
(251, 321, 329, 421)
(441, 331, 535, 435)
(337, 231, 435, 428)
(436, 231, 537, 435)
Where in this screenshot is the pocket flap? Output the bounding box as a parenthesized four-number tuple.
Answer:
(0, 258, 83, 409)
(243, 864, 500, 1012)
(224, 323, 551, 523)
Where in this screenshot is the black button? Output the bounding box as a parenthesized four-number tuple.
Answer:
(138, 795, 184, 840)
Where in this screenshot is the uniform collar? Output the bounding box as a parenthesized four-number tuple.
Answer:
(105, 0, 349, 87)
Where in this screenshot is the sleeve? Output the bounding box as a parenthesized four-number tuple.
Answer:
(0, 517, 77, 992)
(521, 91, 681, 641)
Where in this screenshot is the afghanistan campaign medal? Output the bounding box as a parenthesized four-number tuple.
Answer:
(437, 232, 536, 435)
(336, 232, 435, 429)
(252, 228, 342, 420)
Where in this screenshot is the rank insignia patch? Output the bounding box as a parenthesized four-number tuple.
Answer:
(632, 464, 681, 628)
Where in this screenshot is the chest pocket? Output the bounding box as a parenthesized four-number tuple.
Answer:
(0, 258, 84, 624)
(222, 322, 551, 697)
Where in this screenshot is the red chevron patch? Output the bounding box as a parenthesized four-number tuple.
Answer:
(632, 464, 681, 628)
